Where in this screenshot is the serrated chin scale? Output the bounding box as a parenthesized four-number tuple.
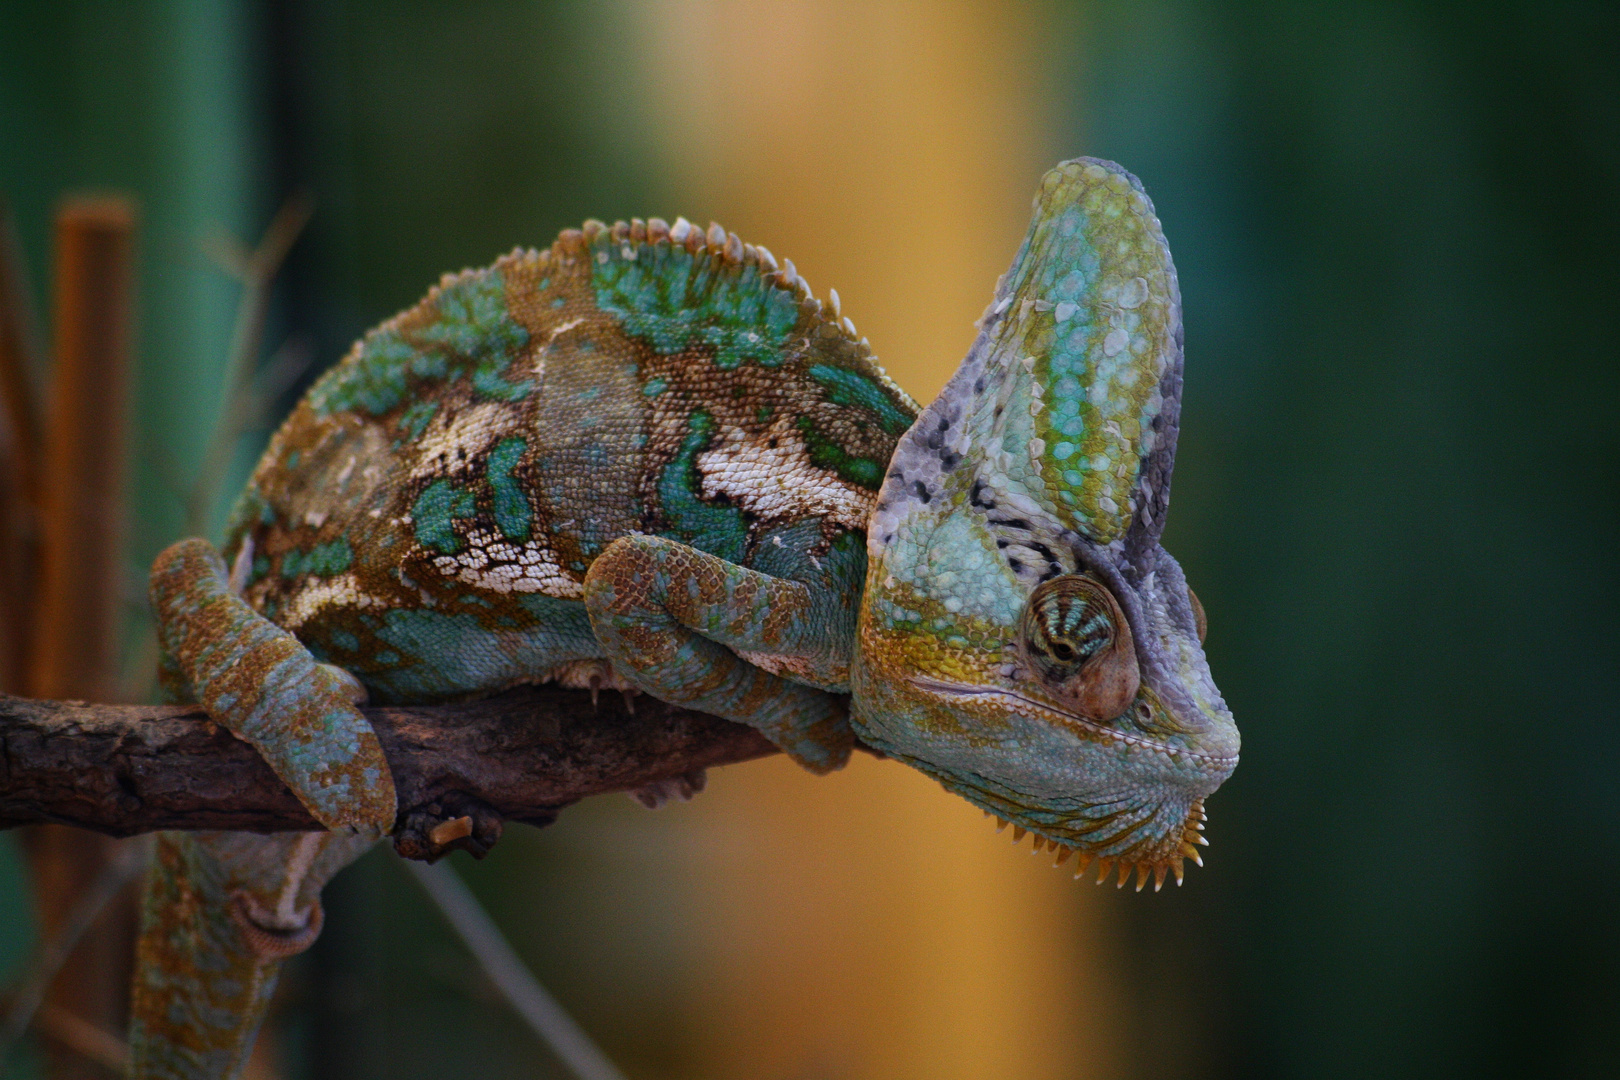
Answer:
(985, 799, 1210, 891)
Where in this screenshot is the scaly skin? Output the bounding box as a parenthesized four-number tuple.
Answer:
(134, 159, 1237, 1076)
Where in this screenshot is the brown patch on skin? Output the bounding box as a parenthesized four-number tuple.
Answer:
(759, 593, 805, 645)
(735, 650, 829, 683)
(637, 344, 890, 553)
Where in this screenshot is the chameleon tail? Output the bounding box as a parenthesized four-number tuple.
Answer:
(128, 830, 373, 1079)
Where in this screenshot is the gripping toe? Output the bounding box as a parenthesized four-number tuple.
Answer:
(151, 537, 397, 834)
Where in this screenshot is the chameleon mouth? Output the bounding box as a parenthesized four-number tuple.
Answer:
(906, 676, 1221, 890)
(907, 677, 1239, 768)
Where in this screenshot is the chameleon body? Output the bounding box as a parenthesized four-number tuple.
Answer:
(132, 159, 1238, 1076)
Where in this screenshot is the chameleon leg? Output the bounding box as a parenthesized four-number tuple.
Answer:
(149, 537, 395, 832)
(583, 534, 855, 772)
(128, 830, 374, 1079)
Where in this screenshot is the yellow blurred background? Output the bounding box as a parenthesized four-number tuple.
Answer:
(570, 5, 1121, 1077)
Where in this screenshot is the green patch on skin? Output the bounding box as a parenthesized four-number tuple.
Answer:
(308, 271, 530, 416)
(397, 400, 438, 443)
(643, 378, 667, 397)
(280, 539, 354, 579)
(807, 365, 913, 435)
(472, 358, 534, 402)
(308, 332, 432, 417)
(305, 539, 354, 576)
(794, 416, 885, 490)
(412, 479, 476, 554)
(222, 485, 274, 547)
(487, 437, 531, 540)
(657, 411, 747, 563)
(593, 246, 800, 370)
(416, 271, 527, 358)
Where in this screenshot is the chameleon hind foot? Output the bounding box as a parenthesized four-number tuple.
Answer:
(149, 538, 396, 833)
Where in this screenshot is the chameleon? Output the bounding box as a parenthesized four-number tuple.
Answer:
(129, 158, 1238, 1077)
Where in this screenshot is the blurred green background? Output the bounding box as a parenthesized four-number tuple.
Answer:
(1, 1, 1617, 1078)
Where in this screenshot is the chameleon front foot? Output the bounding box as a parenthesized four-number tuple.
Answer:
(150, 537, 397, 833)
(584, 534, 855, 774)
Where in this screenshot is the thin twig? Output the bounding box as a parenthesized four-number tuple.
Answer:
(126, 203, 317, 702)
(32, 1004, 129, 1074)
(186, 193, 314, 538)
(0, 837, 151, 1064)
(252, 336, 316, 414)
(404, 859, 629, 1080)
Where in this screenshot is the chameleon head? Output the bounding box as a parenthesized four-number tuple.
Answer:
(850, 158, 1238, 889)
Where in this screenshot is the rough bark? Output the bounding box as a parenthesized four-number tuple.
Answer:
(0, 686, 782, 859)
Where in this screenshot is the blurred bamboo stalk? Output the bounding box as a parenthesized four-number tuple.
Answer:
(22, 195, 139, 1079)
(33, 196, 134, 701)
(0, 199, 43, 693)
(0, 839, 149, 1068)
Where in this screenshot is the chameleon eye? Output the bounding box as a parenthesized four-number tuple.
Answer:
(1018, 574, 1139, 721)
(1187, 586, 1207, 644)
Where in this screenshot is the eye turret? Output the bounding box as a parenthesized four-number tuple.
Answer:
(1019, 574, 1139, 721)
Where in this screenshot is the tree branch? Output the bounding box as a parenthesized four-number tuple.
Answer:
(0, 687, 782, 859)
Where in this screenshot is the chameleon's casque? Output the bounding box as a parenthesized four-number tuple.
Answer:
(132, 158, 1237, 1077)
(853, 160, 1238, 891)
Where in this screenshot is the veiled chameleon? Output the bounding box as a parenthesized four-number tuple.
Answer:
(131, 158, 1238, 1077)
